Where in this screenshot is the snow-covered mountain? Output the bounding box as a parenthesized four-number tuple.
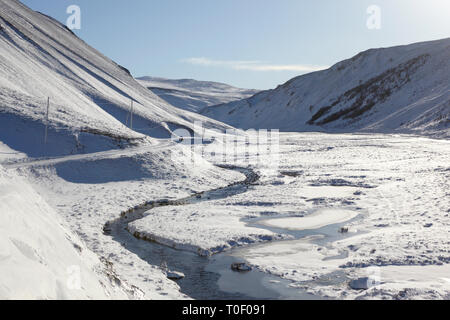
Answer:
(202, 38, 450, 138)
(0, 0, 242, 299)
(1, 0, 449, 301)
(0, 0, 231, 158)
(137, 76, 258, 113)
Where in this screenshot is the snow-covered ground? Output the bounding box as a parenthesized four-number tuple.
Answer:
(2, 126, 449, 299)
(137, 77, 258, 113)
(260, 208, 358, 231)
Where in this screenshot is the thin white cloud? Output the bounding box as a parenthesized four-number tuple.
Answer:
(181, 57, 328, 72)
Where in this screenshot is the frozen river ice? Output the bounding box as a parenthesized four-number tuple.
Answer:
(7, 132, 448, 299)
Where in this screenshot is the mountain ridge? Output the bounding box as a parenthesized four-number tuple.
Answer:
(202, 38, 450, 138)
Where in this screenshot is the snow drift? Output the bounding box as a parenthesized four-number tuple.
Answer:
(0, 0, 231, 157)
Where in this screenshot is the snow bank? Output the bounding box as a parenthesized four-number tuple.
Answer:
(350, 264, 450, 300)
(203, 38, 450, 138)
(0, 165, 128, 299)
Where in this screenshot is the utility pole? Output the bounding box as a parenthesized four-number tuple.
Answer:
(44, 97, 49, 144)
(130, 100, 134, 130)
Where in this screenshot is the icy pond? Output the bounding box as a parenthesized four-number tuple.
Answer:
(106, 165, 361, 299)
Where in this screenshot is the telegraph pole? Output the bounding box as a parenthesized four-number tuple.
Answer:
(44, 97, 49, 144)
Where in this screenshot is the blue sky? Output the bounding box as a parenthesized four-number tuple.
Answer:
(22, 0, 450, 89)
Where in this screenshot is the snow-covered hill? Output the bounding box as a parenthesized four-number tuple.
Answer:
(0, 147, 129, 299)
(137, 76, 258, 113)
(0, 0, 231, 158)
(202, 38, 450, 138)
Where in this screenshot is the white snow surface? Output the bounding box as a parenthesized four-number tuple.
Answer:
(128, 204, 290, 257)
(0, 0, 240, 300)
(1, 140, 243, 299)
(137, 76, 258, 113)
(2, 129, 449, 299)
(0, 0, 232, 158)
(0, 155, 128, 299)
(202, 38, 450, 138)
(260, 208, 358, 231)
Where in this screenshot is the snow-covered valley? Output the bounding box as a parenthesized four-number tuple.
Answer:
(0, 0, 449, 301)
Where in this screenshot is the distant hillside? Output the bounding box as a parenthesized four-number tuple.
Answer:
(202, 38, 450, 138)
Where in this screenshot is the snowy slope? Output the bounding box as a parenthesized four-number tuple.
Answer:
(137, 76, 258, 113)
(0, 0, 232, 158)
(2, 140, 242, 300)
(0, 159, 130, 299)
(202, 38, 450, 138)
